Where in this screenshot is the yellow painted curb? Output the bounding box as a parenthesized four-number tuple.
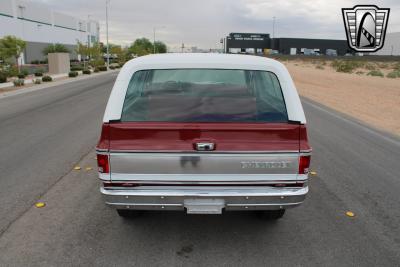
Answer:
(73, 166, 81, 170)
(346, 211, 355, 217)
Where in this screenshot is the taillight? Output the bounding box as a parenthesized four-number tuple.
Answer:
(97, 154, 109, 173)
(299, 155, 311, 174)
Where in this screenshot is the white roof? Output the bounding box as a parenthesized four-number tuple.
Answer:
(103, 53, 306, 124)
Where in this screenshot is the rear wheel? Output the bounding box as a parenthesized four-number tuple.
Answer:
(256, 209, 285, 220)
(117, 209, 143, 218)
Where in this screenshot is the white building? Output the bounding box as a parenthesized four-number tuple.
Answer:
(0, 0, 100, 63)
(373, 32, 400, 56)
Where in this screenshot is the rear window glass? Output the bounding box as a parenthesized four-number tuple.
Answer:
(121, 69, 288, 122)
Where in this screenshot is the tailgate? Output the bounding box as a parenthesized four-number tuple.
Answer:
(107, 122, 301, 182)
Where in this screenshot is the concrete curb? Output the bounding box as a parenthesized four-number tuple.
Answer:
(0, 70, 119, 100)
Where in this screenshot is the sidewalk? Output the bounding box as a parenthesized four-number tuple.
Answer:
(0, 69, 119, 100)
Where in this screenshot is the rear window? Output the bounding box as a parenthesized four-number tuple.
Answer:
(121, 69, 288, 122)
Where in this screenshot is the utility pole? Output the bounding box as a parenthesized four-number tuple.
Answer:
(153, 27, 156, 54)
(272, 16, 276, 39)
(106, 0, 110, 69)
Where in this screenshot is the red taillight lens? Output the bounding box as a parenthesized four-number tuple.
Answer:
(97, 154, 109, 173)
(299, 155, 311, 174)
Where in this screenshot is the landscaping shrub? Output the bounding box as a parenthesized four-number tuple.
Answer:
(356, 71, 364, 75)
(13, 79, 24, 86)
(386, 70, 400, 79)
(98, 66, 107, 71)
(109, 65, 115, 70)
(33, 78, 42, 84)
(6, 66, 19, 78)
(69, 71, 79, 77)
(42, 75, 53, 82)
(94, 68, 100, 73)
(31, 60, 40, 65)
(17, 73, 26, 79)
(316, 65, 324, 70)
(82, 69, 91, 75)
(22, 69, 29, 76)
(39, 60, 48, 64)
(70, 66, 84, 71)
(367, 70, 384, 77)
(0, 72, 7, 83)
(34, 71, 43, 77)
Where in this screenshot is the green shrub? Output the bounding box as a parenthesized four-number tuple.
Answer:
(0, 72, 7, 83)
(356, 71, 364, 75)
(316, 65, 324, 70)
(13, 79, 24, 86)
(91, 59, 105, 68)
(82, 69, 91, 75)
(31, 60, 40, 65)
(34, 71, 43, 77)
(367, 70, 384, 77)
(70, 66, 83, 71)
(386, 70, 400, 78)
(33, 78, 42, 84)
(42, 75, 53, 82)
(69, 71, 78, 77)
(109, 65, 116, 70)
(17, 73, 26, 79)
(22, 69, 29, 76)
(94, 68, 100, 73)
(6, 66, 19, 78)
(98, 66, 107, 71)
(331, 60, 363, 73)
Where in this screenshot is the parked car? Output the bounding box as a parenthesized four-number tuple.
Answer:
(97, 53, 311, 219)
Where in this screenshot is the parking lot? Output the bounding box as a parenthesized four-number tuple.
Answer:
(0, 72, 399, 266)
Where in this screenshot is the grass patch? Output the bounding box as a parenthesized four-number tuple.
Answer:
(331, 60, 363, 73)
(367, 70, 384, 77)
(386, 70, 400, 78)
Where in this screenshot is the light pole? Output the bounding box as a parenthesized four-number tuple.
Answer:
(272, 16, 276, 39)
(153, 26, 165, 54)
(106, 0, 110, 69)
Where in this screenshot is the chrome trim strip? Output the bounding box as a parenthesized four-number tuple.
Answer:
(108, 150, 300, 154)
(105, 180, 305, 185)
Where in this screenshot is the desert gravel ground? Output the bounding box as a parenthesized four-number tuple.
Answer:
(284, 61, 400, 136)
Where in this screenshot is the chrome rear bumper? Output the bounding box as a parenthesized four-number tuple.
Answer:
(101, 186, 308, 213)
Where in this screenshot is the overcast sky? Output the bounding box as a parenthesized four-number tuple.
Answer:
(37, 0, 400, 50)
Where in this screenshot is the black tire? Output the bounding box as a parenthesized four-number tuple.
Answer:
(256, 209, 286, 220)
(117, 209, 143, 218)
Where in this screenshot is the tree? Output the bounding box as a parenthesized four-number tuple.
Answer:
(75, 41, 89, 60)
(42, 43, 70, 55)
(0, 35, 26, 72)
(128, 38, 153, 56)
(154, 41, 167, 53)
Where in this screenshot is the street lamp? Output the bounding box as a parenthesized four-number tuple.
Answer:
(106, 0, 110, 69)
(153, 26, 165, 54)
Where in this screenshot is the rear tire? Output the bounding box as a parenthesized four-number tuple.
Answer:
(117, 209, 143, 218)
(256, 209, 285, 220)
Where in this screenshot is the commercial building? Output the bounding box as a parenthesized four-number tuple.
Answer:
(0, 0, 100, 63)
(372, 32, 400, 56)
(226, 33, 351, 56)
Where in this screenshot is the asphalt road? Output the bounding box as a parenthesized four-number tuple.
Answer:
(0, 73, 399, 266)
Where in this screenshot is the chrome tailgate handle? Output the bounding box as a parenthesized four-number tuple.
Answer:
(195, 142, 215, 151)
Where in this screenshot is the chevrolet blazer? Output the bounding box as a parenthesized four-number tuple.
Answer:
(97, 53, 311, 219)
